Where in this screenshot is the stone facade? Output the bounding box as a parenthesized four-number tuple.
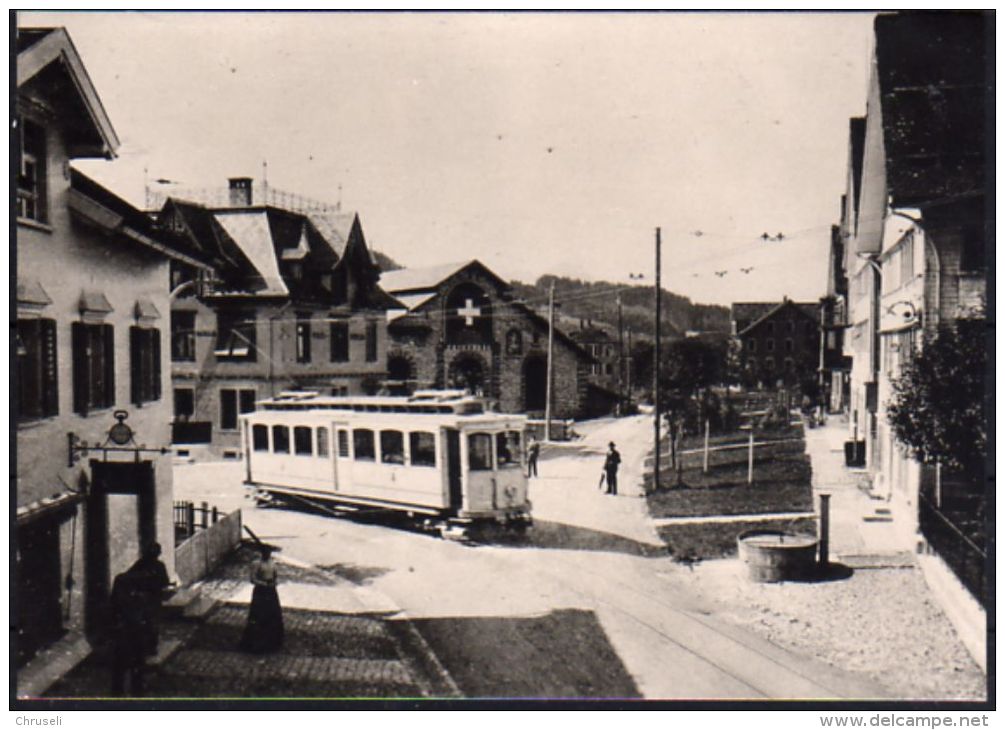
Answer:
(383, 261, 592, 419)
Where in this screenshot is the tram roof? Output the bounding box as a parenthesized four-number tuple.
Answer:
(255, 390, 504, 416)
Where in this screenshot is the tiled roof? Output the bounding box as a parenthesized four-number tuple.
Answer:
(734, 300, 820, 336)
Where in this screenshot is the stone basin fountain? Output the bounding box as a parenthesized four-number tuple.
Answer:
(737, 530, 819, 583)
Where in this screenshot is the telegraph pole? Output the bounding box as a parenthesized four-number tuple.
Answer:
(653, 227, 662, 493)
(626, 327, 633, 410)
(617, 292, 624, 415)
(544, 280, 555, 442)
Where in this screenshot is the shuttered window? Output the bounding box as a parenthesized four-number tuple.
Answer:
(365, 321, 378, 362)
(330, 322, 349, 362)
(130, 327, 162, 405)
(16, 318, 58, 420)
(221, 388, 256, 430)
(72, 322, 115, 415)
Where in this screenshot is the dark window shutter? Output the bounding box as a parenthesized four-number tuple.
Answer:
(130, 326, 142, 405)
(152, 328, 162, 401)
(71, 322, 88, 414)
(239, 389, 256, 414)
(103, 324, 115, 408)
(41, 318, 58, 416)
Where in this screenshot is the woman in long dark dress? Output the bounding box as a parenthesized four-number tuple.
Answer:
(240, 545, 284, 653)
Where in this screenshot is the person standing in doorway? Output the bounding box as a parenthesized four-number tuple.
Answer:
(527, 436, 540, 478)
(240, 545, 284, 654)
(604, 442, 622, 495)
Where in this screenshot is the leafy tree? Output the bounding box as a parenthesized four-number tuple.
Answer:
(886, 319, 987, 474)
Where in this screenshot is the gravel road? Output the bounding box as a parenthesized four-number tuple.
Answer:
(676, 559, 986, 701)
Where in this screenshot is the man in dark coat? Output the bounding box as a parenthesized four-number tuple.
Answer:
(109, 570, 148, 696)
(128, 543, 172, 657)
(526, 437, 541, 478)
(604, 442, 622, 495)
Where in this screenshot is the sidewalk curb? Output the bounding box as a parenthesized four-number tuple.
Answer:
(273, 552, 463, 698)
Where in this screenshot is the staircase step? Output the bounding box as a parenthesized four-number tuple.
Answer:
(164, 585, 213, 620)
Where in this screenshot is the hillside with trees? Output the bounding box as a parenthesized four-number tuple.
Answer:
(509, 275, 731, 339)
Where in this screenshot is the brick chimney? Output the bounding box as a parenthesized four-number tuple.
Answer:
(228, 177, 253, 206)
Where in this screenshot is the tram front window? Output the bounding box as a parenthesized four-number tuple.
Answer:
(353, 429, 375, 461)
(496, 431, 521, 468)
(272, 425, 290, 454)
(410, 432, 436, 467)
(380, 430, 405, 464)
(468, 433, 493, 471)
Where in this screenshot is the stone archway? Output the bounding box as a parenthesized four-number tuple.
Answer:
(523, 355, 548, 413)
(448, 353, 488, 396)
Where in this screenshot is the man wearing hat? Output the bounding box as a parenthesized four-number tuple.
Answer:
(603, 442, 621, 495)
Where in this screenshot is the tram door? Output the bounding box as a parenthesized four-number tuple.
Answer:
(445, 428, 462, 513)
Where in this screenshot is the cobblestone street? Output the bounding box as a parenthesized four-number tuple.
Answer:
(44, 546, 449, 700)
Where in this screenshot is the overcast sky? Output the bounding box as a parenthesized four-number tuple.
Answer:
(23, 11, 876, 306)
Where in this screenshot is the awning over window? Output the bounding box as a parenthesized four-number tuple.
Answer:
(134, 297, 161, 323)
(80, 290, 114, 316)
(17, 280, 52, 307)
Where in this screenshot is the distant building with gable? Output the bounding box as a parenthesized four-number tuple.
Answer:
(380, 260, 595, 419)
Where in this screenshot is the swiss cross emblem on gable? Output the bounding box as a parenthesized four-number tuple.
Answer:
(456, 299, 481, 326)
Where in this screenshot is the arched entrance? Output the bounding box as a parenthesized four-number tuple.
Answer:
(448, 353, 487, 395)
(387, 354, 415, 396)
(523, 355, 547, 412)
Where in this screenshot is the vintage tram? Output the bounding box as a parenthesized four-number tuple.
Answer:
(240, 390, 532, 536)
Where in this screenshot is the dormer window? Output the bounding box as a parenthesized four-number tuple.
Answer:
(17, 118, 47, 224)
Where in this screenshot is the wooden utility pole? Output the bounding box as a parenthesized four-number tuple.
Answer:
(617, 292, 624, 415)
(653, 227, 662, 493)
(544, 280, 555, 442)
(626, 327, 633, 411)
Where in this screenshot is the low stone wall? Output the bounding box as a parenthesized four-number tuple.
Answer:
(917, 552, 986, 672)
(174, 509, 242, 586)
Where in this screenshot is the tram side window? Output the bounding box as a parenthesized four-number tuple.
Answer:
(252, 424, 269, 452)
(496, 431, 521, 468)
(317, 427, 329, 458)
(353, 429, 375, 461)
(468, 433, 493, 471)
(409, 432, 436, 467)
(337, 429, 350, 458)
(272, 425, 290, 454)
(294, 426, 313, 456)
(380, 430, 405, 464)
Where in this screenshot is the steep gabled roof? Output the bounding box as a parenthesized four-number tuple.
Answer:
(874, 11, 988, 207)
(213, 210, 290, 295)
(307, 211, 359, 258)
(17, 27, 119, 158)
(734, 300, 820, 337)
(379, 260, 510, 296)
